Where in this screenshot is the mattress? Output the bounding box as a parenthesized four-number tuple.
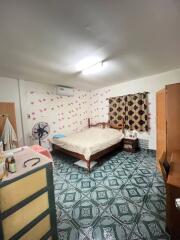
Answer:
(50, 127, 124, 160)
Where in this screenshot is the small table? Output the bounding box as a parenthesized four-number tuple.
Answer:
(123, 138, 139, 153)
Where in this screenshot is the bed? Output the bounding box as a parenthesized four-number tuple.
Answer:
(50, 119, 124, 171)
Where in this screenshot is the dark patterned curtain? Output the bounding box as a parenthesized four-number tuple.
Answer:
(125, 92, 149, 131)
(109, 96, 126, 128)
(109, 92, 149, 132)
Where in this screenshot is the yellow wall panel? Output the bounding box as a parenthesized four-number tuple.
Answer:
(2, 192, 49, 240)
(0, 169, 47, 212)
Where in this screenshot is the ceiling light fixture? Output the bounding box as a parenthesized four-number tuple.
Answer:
(81, 61, 104, 75)
(76, 56, 101, 71)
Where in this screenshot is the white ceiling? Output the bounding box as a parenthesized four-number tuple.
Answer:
(0, 0, 180, 89)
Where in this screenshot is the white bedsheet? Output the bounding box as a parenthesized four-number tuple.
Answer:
(51, 128, 124, 160)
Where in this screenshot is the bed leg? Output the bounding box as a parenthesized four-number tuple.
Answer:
(87, 161, 90, 172)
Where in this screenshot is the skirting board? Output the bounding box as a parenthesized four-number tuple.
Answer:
(74, 160, 97, 170)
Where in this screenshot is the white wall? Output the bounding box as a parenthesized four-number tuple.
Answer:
(20, 80, 90, 148)
(90, 68, 180, 149)
(0, 77, 23, 145)
(0, 78, 90, 148)
(19, 80, 57, 146)
(0, 68, 180, 150)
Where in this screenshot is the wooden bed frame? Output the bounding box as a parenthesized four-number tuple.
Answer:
(51, 118, 124, 171)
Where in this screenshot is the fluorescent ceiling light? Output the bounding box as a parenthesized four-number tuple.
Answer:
(76, 56, 102, 72)
(82, 62, 104, 75)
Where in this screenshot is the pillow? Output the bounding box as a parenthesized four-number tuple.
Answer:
(53, 134, 65, 139)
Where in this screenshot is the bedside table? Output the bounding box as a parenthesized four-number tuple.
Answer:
(123, 138, 139, 153)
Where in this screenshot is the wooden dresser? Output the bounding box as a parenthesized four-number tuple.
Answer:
(166, 151, 180, 239)
(0, 147, 58, 240)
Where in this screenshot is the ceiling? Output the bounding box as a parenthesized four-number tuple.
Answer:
(0, 0, 180, 90)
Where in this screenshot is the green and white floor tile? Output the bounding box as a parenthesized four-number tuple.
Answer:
(52, 150, 169, 240)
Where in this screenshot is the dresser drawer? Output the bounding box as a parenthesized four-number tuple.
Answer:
(20, 215, 51, 240)
(2, 192, 49, 239)
(0, 169, 47, 212)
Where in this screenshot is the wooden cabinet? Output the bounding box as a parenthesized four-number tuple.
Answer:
(156, 89, 166, 170)
(156, 83, 180, 167)
(123, 138, 139, 153)
(166, 151, 180, 239)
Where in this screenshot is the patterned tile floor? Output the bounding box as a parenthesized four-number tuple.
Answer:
(52, 150, 170, 240)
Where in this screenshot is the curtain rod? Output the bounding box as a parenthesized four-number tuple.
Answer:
(106, 91, 149, 100)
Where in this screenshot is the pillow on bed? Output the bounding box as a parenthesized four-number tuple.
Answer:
(53, 134, 65, 139)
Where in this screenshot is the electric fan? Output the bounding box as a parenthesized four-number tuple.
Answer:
(32, 122, 50, 146)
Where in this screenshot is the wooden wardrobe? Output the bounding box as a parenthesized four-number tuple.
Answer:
(156, 83, 180, 167)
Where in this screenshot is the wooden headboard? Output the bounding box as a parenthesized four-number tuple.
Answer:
(109, 120, 125, 131)
(88, 118, 124, 132)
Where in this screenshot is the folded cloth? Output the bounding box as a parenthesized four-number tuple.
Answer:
(53, 134, 65, 139)
(1, 118, 17, 150)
